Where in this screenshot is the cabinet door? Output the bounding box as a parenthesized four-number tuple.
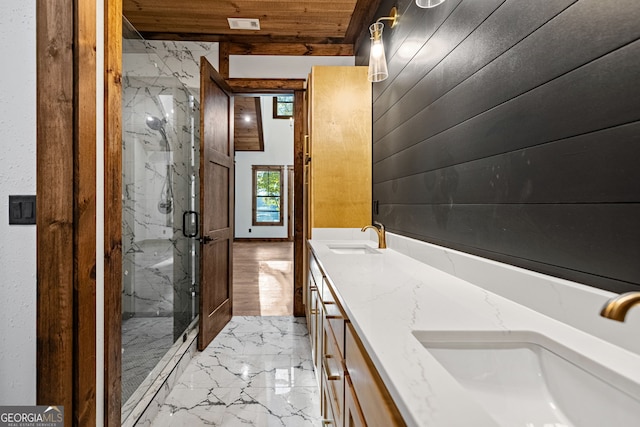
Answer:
(323, 317, 344, 427)
(310, 288, 321, 389)
(308, 66, 371, 229)
(345, 323, 406, 427)
(315, 290, 324, 377)
(322, 374, 336, 427)
(306, 271, 317, 343)
(345, 376, 367, 427)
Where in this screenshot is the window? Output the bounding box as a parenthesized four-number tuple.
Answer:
(252, 165, 284, 226)
(273, 95, 294, 119)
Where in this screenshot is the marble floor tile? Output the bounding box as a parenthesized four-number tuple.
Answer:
(177, 354, 316, 390)
(152, 386, 320, 427)
(149, 316, 321, 426)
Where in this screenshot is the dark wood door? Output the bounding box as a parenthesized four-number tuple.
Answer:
(198, 57, 234, 351)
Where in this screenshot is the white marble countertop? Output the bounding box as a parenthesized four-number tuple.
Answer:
(308, 233, 640, 427)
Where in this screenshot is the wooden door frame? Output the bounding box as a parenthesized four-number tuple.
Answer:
(292, 90, 306, 317)
(229, 88, 306, 317)
(287, 165, 294, 241)
(37, 0, 122, 426)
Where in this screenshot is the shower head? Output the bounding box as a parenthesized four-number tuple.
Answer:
(145, 115, 166, 131)
(145, 115, 170, 151)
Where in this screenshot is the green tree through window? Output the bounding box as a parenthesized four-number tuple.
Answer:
(273, 95, 294, 119)
(252, 165, 284, 226)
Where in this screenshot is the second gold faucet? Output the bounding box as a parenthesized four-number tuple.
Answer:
(362, 221, 387, 249)
(600, 291, 640, 322)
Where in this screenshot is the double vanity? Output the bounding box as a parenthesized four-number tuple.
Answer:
(305, 228, 640, 427)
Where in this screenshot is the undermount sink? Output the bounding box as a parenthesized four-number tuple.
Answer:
(327, 244, 381, 255)
(412, 330, 640, 427)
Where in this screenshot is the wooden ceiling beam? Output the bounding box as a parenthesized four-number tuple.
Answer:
(138, 32, 348, 45)
(219, 42, 230, 78)
(228, 42, 353, 56)
(227, 78, 305, 93)
(343, 0, 383, 45)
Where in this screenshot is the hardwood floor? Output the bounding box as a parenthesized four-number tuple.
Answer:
(233, 241, 294, 316)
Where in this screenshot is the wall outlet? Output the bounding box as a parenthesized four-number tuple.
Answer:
(249, 228, 252, 233)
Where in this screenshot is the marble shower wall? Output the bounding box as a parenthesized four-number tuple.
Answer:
(122, 36, 200, 327)
(143, 41, 219, 97)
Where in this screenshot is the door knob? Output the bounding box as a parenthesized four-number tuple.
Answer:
(199, 235, 217, 244)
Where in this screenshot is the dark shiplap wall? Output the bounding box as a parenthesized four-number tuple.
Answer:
(356, 0, 640, 293)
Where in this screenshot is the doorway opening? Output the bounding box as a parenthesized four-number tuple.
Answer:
(233, 95, 296, 316)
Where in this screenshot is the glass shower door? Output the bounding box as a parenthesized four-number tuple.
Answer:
(121, 18, 200, 417)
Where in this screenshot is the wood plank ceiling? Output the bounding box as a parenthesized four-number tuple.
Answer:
(123, 0, 382, 56)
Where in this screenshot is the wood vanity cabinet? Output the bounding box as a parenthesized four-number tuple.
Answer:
(345, 323, 406, 427)
(306, 248, 406, 427)
(321, 276, 346, 427)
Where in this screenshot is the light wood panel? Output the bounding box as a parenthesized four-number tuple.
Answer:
(309, 66, 371, 230)
(36, 1, 74, 424)
(233, 242, 294, 316)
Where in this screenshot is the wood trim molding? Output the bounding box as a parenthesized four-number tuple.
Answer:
(226, 78, 305, 93)
(255, 97, 265, 151)
(36, 2, 74, 424)
(293, 90, 305, 317)
(139, 32, 348, 45)
(104, 0, 123, 425)
(287, 165, 294, 241)
(74, 0, 97, 424)
(228, 42, 353, 56)
(219, 42, 230, 79)
(252, 165, 285, 227)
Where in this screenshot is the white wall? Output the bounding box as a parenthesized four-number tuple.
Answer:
(143, 41, 354, 86)
(235, 97, 294, 238)
(0, 0, 37, 405)
(230, 55, 354, 78)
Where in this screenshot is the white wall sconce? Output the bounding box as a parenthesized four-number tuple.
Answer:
(367, 7, 398, 82)
(416, 0, 446, 8)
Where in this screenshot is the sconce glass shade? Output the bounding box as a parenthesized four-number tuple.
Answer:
(368, 22, 388, 82)
(416, 0, 446, 7)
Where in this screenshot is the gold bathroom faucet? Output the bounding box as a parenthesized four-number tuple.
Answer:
(600, 292, 640, 322)
(361, 221, 387, 249)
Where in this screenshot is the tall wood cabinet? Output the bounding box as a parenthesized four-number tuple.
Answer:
(305, 66, 372, 237)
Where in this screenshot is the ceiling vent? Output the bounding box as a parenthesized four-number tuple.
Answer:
(227, 18, 261, 30)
